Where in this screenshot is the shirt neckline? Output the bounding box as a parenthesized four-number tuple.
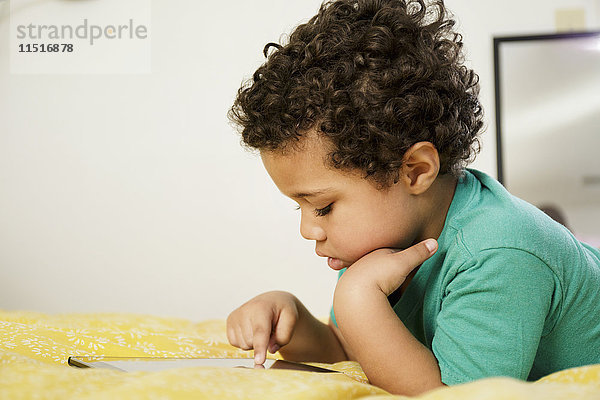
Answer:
(392, 169, 479, 317)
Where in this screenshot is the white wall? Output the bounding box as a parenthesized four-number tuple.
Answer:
(1, 0, 599, 321)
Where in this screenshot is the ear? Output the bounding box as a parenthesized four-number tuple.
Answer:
(399, 142, 440, 195)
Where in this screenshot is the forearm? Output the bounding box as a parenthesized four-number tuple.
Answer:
(334, 285, 443, 396)
(278, 296, 348, 363)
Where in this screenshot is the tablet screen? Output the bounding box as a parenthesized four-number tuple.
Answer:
(68, 356, 338, 373)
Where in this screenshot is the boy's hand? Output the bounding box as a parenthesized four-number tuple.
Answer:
(336, 239, 438, 297)
(226, 291, 299, 365)
(332, 239, 443, 396)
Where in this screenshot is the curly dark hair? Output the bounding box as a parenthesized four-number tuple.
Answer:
(228, 0, 483, 187)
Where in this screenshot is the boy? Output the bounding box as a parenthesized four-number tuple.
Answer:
(226, 0, 600, 396)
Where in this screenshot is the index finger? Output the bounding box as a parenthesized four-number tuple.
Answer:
(251, 318, 272, 365)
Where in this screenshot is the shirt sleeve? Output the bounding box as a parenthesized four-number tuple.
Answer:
(432, 248, 558, 385)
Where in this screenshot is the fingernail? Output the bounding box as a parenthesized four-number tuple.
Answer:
(271, 344, 280, 353)
(424, 239, 437, 254)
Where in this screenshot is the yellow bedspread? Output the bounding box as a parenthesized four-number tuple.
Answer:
(1, 310, 599, 399)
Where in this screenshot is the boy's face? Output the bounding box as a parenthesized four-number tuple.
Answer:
(261, 134, 426, 271)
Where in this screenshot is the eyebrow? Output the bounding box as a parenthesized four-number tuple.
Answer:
(289, 188, 333, 198)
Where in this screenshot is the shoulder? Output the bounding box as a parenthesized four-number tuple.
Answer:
(446, 169, 576, 272)
(444, 246, 557, 292)
(437, 170, 600, 316)
(437, 246, 561, 339)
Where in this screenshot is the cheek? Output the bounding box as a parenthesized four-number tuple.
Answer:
(332, 211, 407, 260)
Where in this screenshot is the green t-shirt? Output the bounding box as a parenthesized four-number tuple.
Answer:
(330, 169, 600, 385)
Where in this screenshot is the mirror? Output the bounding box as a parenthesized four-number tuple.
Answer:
(494, 32, 600, 247)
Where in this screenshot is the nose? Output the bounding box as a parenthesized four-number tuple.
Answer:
(299, 210, 326, 241)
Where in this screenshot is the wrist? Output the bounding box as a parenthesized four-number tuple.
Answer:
(333, 275, 384, 324)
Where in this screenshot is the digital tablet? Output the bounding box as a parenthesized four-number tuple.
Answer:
(67, 356, 338, 373)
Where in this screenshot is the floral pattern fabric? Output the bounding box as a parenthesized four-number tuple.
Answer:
(1, 310, 599, 399)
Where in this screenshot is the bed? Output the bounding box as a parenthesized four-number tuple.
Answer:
(1, 310, 599, 399)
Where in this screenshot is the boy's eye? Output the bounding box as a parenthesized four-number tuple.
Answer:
(314, 203, 332, 217)
(294, 204, 333, 217)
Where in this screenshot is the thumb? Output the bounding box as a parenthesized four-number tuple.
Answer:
(380, 238, 438, 295)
